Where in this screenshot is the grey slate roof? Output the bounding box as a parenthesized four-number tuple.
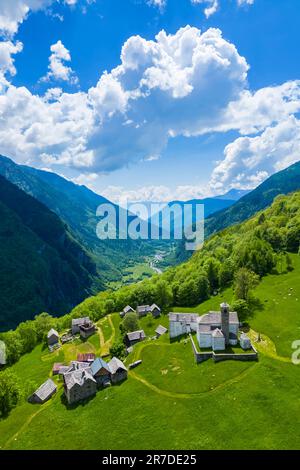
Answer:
(136, 305, 150, 314)
(126, 330, 146, 341)
(58, 366, 70, 375)
(155, 325, 168, 336)
(65, 361, 91, 374)
(123, 305, 134, 314)
(91, 357, 110, 375)
(169, 313, 199, 323)
(198, 324, 212, 333)
(198, 311, 239, 325)
(33, 379, 56, 401)
(72, 317, 90, 326)
(64, 368, 96, 390)
(108, 357, 127, 374)
(47, 328, 59, 339)
(150, 304, 161, 312)
(212, 328, 224, 338)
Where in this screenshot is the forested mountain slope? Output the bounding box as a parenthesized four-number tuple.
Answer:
(204, 161, 300, 237)
(0, 155, 155, 283)
(0, 175, 99, 330)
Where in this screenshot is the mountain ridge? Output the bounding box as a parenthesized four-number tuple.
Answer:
(0, 155, 153, 284)
(204, 160, 300, 238)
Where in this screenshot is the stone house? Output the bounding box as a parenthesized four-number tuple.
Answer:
(71, 317, 90, 335)
(108, 357, 128, 384)
(29, 379, 57, 404)
(136, 304, 161, 318)
(169, 313, 199, 338)
(91, 358, 111, 387)
(240, 332, 252, 350)
(120, 305, 135, 318)
(149, 304, 161, 317)
(66, 361, 90, 373)
(155, 325, 168, 337)
(77, 353, 96, 363)
(136, 305, 150, 317)
(125, 330, 146, 347)
(47, 328, 59, 346)
(64, 368, 97, 405)
(58, 361, 89, 378)
(79, 320, 96, 339)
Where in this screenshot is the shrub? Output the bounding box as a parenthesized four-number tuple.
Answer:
(0, 370, 22, 418)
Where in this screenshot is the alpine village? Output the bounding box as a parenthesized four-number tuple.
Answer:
(1, 1, 300, 452)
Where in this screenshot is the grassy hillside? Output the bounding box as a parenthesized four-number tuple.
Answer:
(0, 175, 99, 330)
(0, 256, 300, 449)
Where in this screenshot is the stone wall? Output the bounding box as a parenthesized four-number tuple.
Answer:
(190, 335, 213, 363)
(213, 348, 258, 363)
(189, 335, 258, 364)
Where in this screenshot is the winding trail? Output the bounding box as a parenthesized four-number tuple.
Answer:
(129, 363, 257, 400)
(107, 315, 116, 349)
(98, 322, 105, 352)
(128, 329, 291, 399)
(128, 340, 258, 399)
(98, 314, 116, 356)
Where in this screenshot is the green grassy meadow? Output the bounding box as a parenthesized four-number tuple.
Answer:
(108, 260, 155, 289)
(1, 255, 300, 450)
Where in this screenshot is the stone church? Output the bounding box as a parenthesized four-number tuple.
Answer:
(169, 303, 240, 352)
(197, 303, 239, 351)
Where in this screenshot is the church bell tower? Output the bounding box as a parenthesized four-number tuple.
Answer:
(220, 302, 230, 346)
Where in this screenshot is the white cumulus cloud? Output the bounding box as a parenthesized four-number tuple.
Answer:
(41, 40, 78, 84)
(0, 40, 23, 76)
(210, 116, 300, 192)
(0, 25, 299, 193)
(191, 1, 219, 18)
(0, 1, 93, 37)
(192, 0, 255, 17)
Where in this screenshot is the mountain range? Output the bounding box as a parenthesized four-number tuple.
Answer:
(0, 156, 246, 284)
(1, 153, 299, 330)
(0, 156, 152, 284)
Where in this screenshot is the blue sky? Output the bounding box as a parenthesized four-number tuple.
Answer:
(0, 0, 300, 202)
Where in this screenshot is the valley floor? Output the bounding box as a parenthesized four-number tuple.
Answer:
(1, 256, 300, 450)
